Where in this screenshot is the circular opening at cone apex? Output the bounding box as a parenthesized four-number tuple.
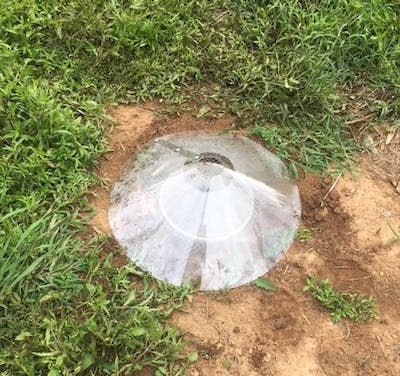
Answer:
(185, 152, 234, 170)
(197, 152, 234, 169)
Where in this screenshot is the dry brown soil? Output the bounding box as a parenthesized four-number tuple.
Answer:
(91, 104, 400, 376)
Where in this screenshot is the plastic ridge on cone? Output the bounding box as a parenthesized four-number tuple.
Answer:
(109, 132, 301, 290)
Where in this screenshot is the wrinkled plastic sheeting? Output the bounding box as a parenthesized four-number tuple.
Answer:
(109, 132, 301, 290)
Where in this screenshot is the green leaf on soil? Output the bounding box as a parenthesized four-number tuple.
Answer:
(187, 351, 199, 363)
(252, 278, 277, 292)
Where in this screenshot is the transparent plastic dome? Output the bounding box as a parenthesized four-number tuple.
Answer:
(109, 132, 301, 290)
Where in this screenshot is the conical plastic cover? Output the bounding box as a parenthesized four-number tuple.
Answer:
(109, 132, 301, 290)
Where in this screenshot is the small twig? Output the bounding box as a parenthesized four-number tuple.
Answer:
(137, 104, 156, 112)
(118, 140, 126, 151)
(201, 300, 212, 319)
(301, 312, 310, 324)
(283, 265, 289, 274)
(211, 322, 222, 335)
(345, 113, 374, 125)
(358, 355, 370, 368)
(176, 308, 191, 314)
(338, 323, 350, 340)
(345, 323, 350, 340)
(385, 131, 396, 145)
(92, 225, 102, 234)
(349, 276, 372, 281)
(375, 334, 387, 359)
(321, 173, 343, 206)
(350, 185, 359, 196)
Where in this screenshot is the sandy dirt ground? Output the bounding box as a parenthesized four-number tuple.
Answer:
(91, 104, 400, 376)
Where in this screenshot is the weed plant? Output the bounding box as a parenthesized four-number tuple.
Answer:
(304, 277, 377, 323)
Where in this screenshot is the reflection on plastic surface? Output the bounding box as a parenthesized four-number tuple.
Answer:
(109, 132, 301, 290)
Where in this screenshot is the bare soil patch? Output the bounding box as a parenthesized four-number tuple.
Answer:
(91, 105, 400, 376)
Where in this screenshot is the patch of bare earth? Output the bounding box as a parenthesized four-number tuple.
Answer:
(91, 105, 400, 376)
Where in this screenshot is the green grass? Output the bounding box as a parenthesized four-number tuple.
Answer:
(304, 277, 377, 323)
(1, 0, 399, 374)
(296, 228, 313, 242)
(2, 1, 400, 169)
